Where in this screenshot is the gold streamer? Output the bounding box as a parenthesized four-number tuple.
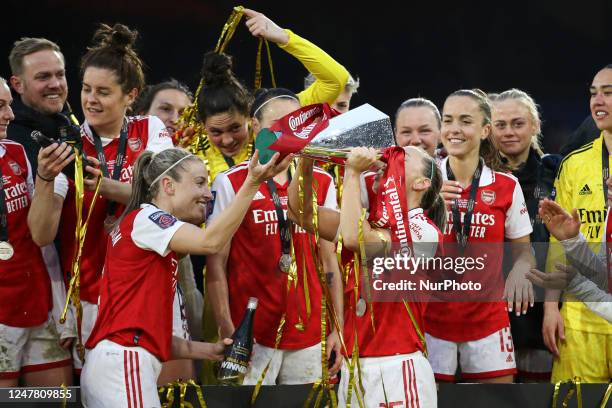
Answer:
(215, 6, 245, 54)
(600, 383, 612, 408)
(552, 377, 582, 408)
(251, 314, 286, 405)
(254, 38, 277, 91)
(403, 300, 427, 357)
(254, 38, 263, 90)
(304, 379, 322, 407)
(60, 113, 103, 364)
(159, 383, 175, 408)
(302, 252, 311, 319)
(380, 367, 390, 408)
(334, 165, 343, 207)
(158, 380, 207, 408)
(176, 6, 245, 153)
(357, 209, 375, 333)
(187, 380, 207, 408)
(60, 383, 68, 408)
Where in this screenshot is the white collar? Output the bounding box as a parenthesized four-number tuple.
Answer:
(408, 208, 424, 218)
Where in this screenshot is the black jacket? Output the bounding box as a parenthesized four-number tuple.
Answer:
(7, 97, 72, 174)
(508, 148, 561, 351)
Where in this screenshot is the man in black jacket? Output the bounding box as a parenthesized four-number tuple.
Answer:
(7, 37, 70, 173)
(6, 37, 75, 384)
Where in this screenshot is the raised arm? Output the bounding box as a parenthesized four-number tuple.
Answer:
(243, 8, 349, 106)
(169, 151, 292, 255)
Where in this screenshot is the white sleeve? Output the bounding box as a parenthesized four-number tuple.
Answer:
(410, 220, 438, 259)
(504, 180, 533, 239)
(321, 173, 337, 210)
(52, 173, 69, 199)
(567, 274, 612, 323)
(207, 172, 236, 224)
(145, 116, 174, 153)
(131, 207, 185, 257)
(360, 173, 369, 210)
(561, 232, 608, 288)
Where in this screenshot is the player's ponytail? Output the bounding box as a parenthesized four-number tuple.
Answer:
(420, 154, 447, 231)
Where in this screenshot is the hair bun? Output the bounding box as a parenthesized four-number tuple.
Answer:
(92, 23, 138, 53)
(201, 52, 233, 85)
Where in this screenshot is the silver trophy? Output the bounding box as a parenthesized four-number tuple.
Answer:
(300, 103, 394, 164)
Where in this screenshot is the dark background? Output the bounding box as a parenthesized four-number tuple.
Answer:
(3, 0, 611, 153)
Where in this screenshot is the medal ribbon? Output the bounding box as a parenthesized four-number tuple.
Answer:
(266, 173, 292, 272)
(446, 159, 482, 251)
(60, 115, 103, 364)
(90, 118, 128, 216)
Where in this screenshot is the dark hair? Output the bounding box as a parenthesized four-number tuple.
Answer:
(80, 23, 145, 94)
(395, 97, 441, 130)
(447, 89, 509, 172)
(118, 148, 201, 225)
(9, 37, 63, 76)
(419, 153, 446, 231)
(197, 52, 251, 121)
(133, 79, 193, 115)
(250, 87, 298, 120)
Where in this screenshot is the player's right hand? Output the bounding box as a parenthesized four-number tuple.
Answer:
(37, 142, 74, 181)
(542, 303, 565, 357)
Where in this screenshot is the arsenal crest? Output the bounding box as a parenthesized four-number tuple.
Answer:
(127, 137, 142, 152)
(8, 161, 22, 176)
(481, 190, 496, 205)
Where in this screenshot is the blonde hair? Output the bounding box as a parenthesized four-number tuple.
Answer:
(489, 88, 544, 157)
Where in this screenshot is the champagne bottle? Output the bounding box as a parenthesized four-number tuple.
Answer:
(217, 297, 258, 385)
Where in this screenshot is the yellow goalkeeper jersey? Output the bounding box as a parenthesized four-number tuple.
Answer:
(546, 132, 612, 334)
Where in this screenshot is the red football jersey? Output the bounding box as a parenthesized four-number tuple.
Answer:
(425, 158, 532, 342)
(0, 140, 51, 327)
(55, 116, 172, 303)
(209, 164, 336, 349)
(343, 209, 443, 357)
(86, 204, 183, 361)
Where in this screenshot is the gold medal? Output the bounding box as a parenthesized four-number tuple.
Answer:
(356, 298, 366, 317)
(279, 253, 292, 273)
(0, 241, 14, 261)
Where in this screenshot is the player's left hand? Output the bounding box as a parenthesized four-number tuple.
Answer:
(326, 330, 343, 376)
(503, 267, 534, 316)
(84, 156, 103, 191)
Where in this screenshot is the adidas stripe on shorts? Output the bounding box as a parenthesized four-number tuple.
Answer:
(338, 352, 437, 407)
(81, 340, 162, 408)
